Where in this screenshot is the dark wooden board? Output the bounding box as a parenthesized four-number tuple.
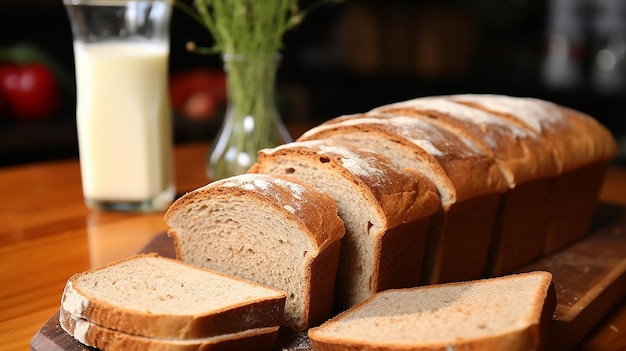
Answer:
(31, 203, 626, 351)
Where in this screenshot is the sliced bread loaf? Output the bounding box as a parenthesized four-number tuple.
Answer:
(164, 173, 345, 331)
(308, 271, 556, 351)
(60, 253, 286, 339)
(297, 114, 508, 284)
(249, 139, 440, 308)
(60, 309, 280, 351)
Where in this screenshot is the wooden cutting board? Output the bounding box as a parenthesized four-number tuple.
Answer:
(30, 203, 626, 351)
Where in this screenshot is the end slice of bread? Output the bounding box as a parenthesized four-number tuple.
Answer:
(308, 271, 556, 351)
(60, 253, 286, 339)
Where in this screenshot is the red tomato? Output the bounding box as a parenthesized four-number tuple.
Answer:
(0, 63, 60, 121)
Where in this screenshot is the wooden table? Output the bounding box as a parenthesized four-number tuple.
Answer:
(1, 141, 625, 351)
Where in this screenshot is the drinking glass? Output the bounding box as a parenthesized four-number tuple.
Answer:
(64, 0, 175, 212)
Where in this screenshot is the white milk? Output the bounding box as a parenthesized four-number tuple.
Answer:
(74, 42, 174, 209)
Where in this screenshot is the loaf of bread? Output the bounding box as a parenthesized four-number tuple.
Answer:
(60, 309, 280, 351)
(159, 93, 614, 348)
(164, 173, 345, 331)
(249, 139, 440, 308)
(297, 114, 509, 284)
(59, 253, 286, 340)
(445, 94, 618, 254)
(308, 271, 556, 351)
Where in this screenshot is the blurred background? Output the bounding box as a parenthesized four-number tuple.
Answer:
(1, 0, 625, 166)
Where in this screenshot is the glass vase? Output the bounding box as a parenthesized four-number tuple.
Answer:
(207, 53, 292, 181)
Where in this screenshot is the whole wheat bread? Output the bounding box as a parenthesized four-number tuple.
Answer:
(164, 173, 345, 331)
(60, 253, 286, 339)
(308, 271, 556, 351)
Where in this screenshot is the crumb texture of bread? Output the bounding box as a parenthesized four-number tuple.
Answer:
(60, 253, 286, 339)
(308, 271, 555, 351)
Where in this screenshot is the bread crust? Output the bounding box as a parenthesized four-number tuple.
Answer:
(424, 192, 502, 284)
(542, 161, 610, 253)
(299, 115, 508, 204)
(61, 254, 286, 339)
(443, 94, 618, 254)
(60, 308, 280, 351)
(447, 95, 618, 172)
(487, 177, 554, 275)
(371, 98, 561, 187)
(307, 239, 342, 328)
(252, 140, 440, 230)
(165, 174, 343, 253)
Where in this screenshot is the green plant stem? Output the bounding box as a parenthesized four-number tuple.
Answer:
(208, 54, 290, 180)
(226, 53, 280, 155)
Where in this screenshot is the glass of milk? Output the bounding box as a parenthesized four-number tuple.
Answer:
(64, 0, 175, 212)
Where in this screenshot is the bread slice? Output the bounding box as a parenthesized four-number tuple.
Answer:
(297, 114, 508, 284)
(60, 309, 279, 351)
(60, 253, 286, 339)
(164, 173, 345, 331)
(447, 94, 618, 253)
(249, 139, 440, 309)
(308, 271, 556, 351)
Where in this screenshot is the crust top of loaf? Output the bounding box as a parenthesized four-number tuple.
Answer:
(301, 114, 509, 204)
(255, 139, 440, 227)
(447, 94, 618, 171)
(372, 97, 562, 186)
(166, 173, 344, 251)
